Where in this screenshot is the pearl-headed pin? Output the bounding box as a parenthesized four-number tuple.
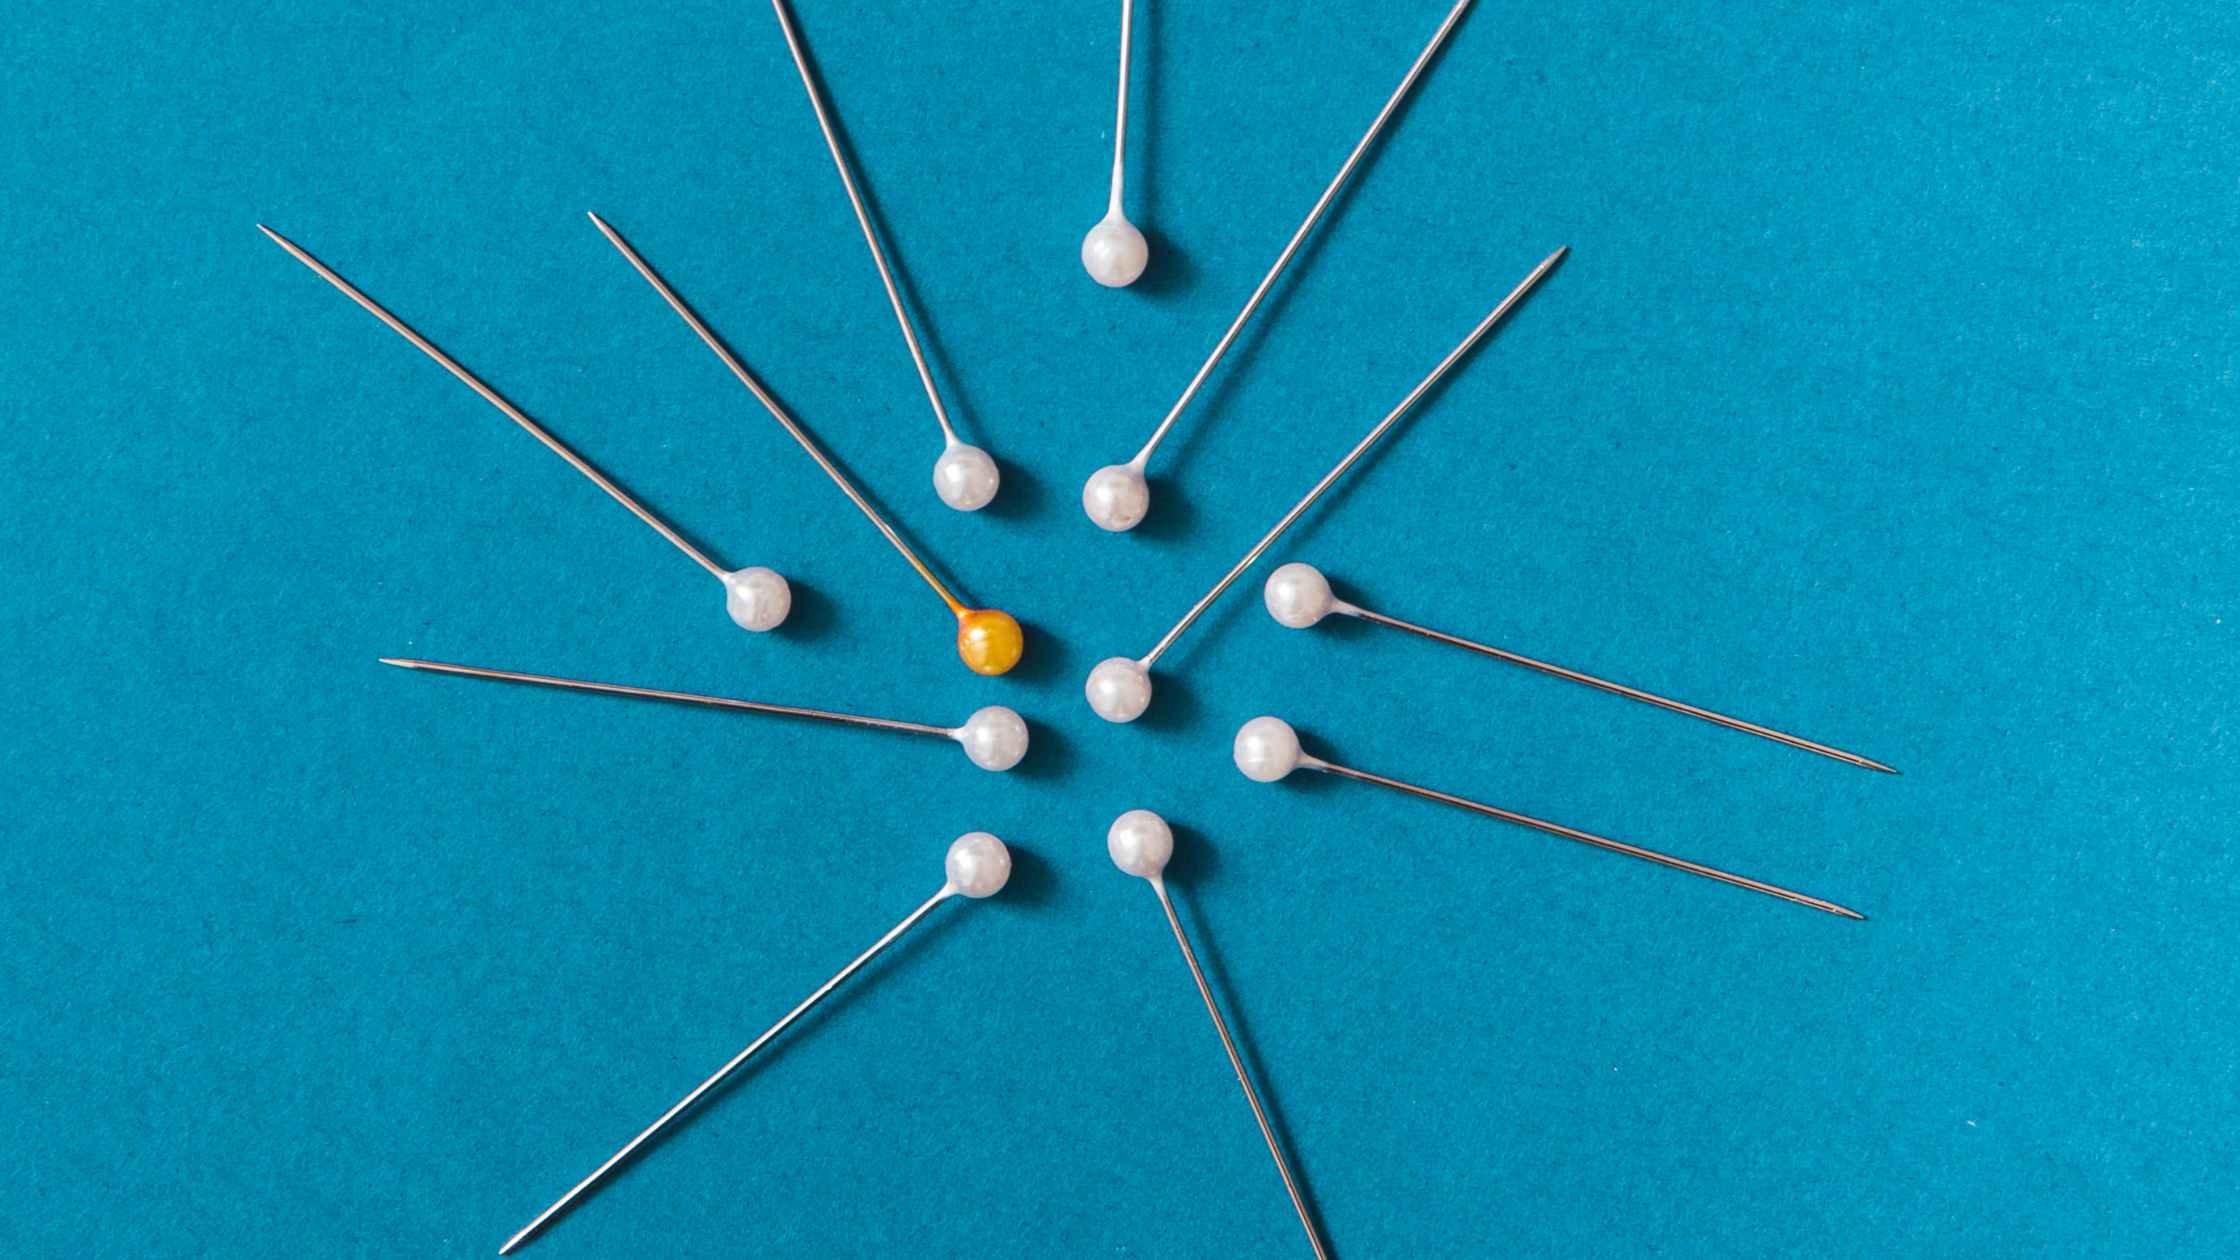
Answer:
(1080, 0, 1150, 287)
(381, 658, 1028, 772)
(1232, 717, 1863, 918)
(498, 833, 1013, 1254)
(1106, 810, 1330, 1259)
(1263, 562, 1896, 773)
(259, 225, 792, 634)
(769, 0, 1000, 511)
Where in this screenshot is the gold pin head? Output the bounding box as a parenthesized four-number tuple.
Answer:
(955, 608, 1024, 676)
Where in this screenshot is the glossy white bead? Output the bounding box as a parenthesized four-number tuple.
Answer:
(1263, 562, 1335, 628)
(1105, 808, 1174, 880)
(945, 832, 1013, 898)
(1085, 656, 1154, 723)
(1081, 463, 1150, 532)
(932, 442, 1000, 511)
(1233, 716, 1303, 782)
(1080, 213, 1149, 288)
(721, 566, 792, 632)
(954, 705, 1029, 772)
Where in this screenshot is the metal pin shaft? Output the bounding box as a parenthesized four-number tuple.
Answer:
(1151, 879, 1331, 1260)
(257, 225, 725, 579)
(1305, 755, 1864, 919)
(380, 658, 952, 739)
(769, 0, 960, 446)
(1340, 602, 1896, 773)
(1129, 0, 1479, 468)
(499, 886, 955, 1254)
(585, 212, 967, 615)
(1141, 247, 1565, 668)
(1106, 0, 1135, 217)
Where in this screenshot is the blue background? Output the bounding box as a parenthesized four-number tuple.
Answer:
(3, 1, 2235, 1255)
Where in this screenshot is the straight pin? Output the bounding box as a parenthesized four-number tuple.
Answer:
(1231, 717, 1865, 919)
(258, 225, 794, 633)
(380, 657, 1028, 772)
(1079, 0, 1150, 287)
(1105, 811, 1331, 1259)
(1262, 562, 1896, 773)
(768, 0, 1000, 512)
(498, 834, 1014, 1254)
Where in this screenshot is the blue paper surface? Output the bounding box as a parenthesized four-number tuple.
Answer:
(2, 1, 2235, 1255)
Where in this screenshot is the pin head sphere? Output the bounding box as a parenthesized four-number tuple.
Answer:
(932, 443, 1000, 512)
(945, 832, 1013, 898)
(721, 567, 792, 632)
(956, 608, 1025, 676)
(1263, 562, 1335, 628)
(1081, 214, 1150, 288)
(1233, 716, 1303, 782)
(1081, 463, 1150, 532)
(955, 705, 1029, 772)
(1085, 656, 1154, 723)
(1105, 809, 1174, 880)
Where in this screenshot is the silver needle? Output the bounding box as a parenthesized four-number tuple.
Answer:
(1154, 878, 1330, 1259)
(1085, 248, 1564, 724)
(499, 834, 1013, 1254)
(1232, 717, 1866, 919)
(380, 657, 1030, 772)
(258, 225, 726, 580)
(584, 212, 1029, 676)
(1079, 0, 1151, 288)
(1108, 0, 1134, 221)
(380, 658, 949, 737)
(1105, 810, 1329, 1258)
(584, 212, 968, 615)
(1263, 564, 1897, 773)
(768, 0, 968, 451)
(499, 890, 946, 1255)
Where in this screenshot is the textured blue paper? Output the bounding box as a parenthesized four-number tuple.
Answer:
(2, 1, 2235, 1256)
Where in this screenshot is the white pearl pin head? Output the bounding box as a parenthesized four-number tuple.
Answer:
(1263, 562, 1336, 628)
(933, 442, 1001, 511)
(954, 705, 1030, 772)
(1081, 214, 1150, 288)
(1081, 462, 1151, 532)
(1233, 716, 1305, 782)
(1105, 808, 1174, 880)
(1085, 656, 1154, 723)
(945, 832, 1014, 898)
(721, 566, 792, 632)
(1085, 0, 1146, 289)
